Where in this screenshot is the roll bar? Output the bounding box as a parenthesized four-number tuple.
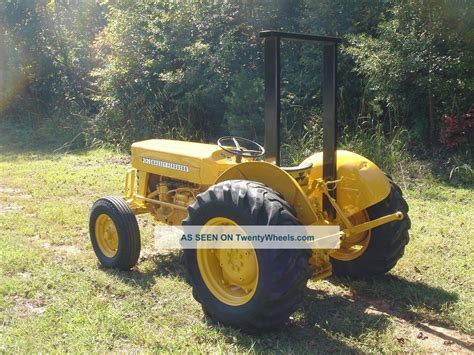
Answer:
(260, 30, 340, 219)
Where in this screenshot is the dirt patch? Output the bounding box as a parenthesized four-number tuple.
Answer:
(361, 297, 473, 352)
(0, 187, 23, 194)
(393, 321, 474, 353)
(73, 156, 130, 168)
(0, 203, 23, 213)
(0, 185, 32, 213)
(41, 242, 82, 259)
(17, 272, 32, 279)
(0, 186, 32, 199)
(10, 296, 46, 318)
(57, 244, 81, 256)
(108, 156, 131, 165)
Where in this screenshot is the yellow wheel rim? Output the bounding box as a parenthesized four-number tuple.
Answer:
(331, 210, 371, 261)
(95, 214, 119, 258)
(197, 217, 259, 306)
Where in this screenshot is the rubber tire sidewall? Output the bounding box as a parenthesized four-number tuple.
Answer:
(89, 196, 141, 270)
(183, 180, 311, 333)
(184, 204, 286, 329)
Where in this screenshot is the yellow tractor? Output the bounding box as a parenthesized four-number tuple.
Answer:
(89, 31, 410, 333)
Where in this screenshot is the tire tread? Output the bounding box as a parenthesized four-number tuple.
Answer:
(183, 180, 310, 333)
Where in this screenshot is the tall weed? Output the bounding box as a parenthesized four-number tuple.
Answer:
(281, 114, 323, 166)
(283, 119, 409, 174)
(340, 122, 409, 174)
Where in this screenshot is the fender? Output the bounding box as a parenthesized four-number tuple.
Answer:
(215, 161, 319, 225)
(301, 150, 391, 217)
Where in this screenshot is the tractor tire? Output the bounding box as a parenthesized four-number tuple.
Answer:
(330, 179, 410, 277)
(183, 180, 311, 334)
(89, 196, 141, 270)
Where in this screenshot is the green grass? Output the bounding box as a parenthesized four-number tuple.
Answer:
(0, 139, 473, 353)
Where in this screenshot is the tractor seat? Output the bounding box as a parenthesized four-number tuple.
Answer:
(281, 160, 313, 173)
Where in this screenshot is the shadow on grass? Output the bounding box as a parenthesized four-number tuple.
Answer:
(107, 251, 186, 289)
(0, 138, 98, 163)
(108, 254, 374, 351)
(328, 275, 471, 349)
(202, 286, 391, 353)
(330, 275, 470, 349)
(196, 289, 373, 353)
(0, 124, 128, 162)
(224, 275, 462, 352)
(108, 256, 463, 352)
(329, 274, 459, 324)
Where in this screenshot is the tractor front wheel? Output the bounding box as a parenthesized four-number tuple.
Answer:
(330, 179, 410, 276)
(183, 180, 310, 334)
(89, 196, 141, 270)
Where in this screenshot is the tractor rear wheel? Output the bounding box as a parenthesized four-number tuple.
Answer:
(89, 196, 141, 270)
(183, 180, 311, 334)
(330, 179, 410, 276)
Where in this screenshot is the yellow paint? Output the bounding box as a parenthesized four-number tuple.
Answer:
(213, 152, 394, 273)
(124, 168, 137, 199)
(215, 161, 320, 225)
(344, 211, 403, 236)
(126, 141, 398, 272)
(197, 217, 259, 306)
(129, 142, 390, 224)
(308, 250, 333, 280)
(302, 150, 391, 217)
(331, 210, 371, 261)
(131, 139, 242, 185)
(95, 214, 119, 258)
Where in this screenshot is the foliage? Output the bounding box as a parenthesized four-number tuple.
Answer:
(345, 0, 474, 148)
(224, 71, 264, 139)
(440, 107, 474, 150)
(340, 122, 409, 174)
(0, 0, 103, 129)
(91, 1, 228, 145)
(449, 163, 474, 185)
(0, 0, 472, 158)
(281, 113, 323, 166)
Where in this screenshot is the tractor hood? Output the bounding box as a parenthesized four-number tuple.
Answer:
(131, 139, 237, 185)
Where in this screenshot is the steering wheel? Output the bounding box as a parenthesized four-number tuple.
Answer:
(217, 136, 265, 163)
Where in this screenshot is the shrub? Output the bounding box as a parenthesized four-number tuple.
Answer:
(440, 107, 474, 151)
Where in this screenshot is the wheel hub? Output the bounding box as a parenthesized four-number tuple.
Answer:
(95, 214, 119, 258)
(218, 249, 257, 291)
(197, 217, 259, 306)
(331, 210, 371, 261)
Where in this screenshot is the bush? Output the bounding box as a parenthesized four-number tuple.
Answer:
(440, 107, 474, 152)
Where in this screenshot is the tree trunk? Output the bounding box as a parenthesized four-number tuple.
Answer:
(428, 83, 435, 145)
(0, 26, 5, 108)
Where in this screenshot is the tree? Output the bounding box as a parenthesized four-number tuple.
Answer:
(346, 0, 474, 144)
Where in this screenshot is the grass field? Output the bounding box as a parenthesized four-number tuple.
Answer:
(0, 139, 473, 353)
